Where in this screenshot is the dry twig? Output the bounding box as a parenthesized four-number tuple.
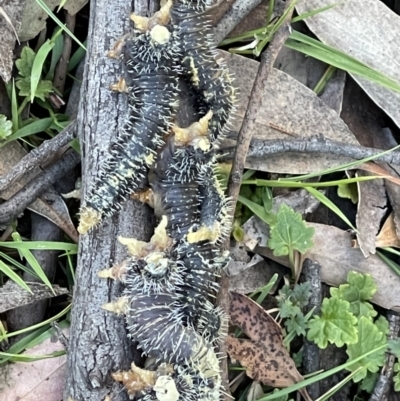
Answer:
(0, 120, 76, 194)
(0, 148, 80, 224)
(216, 0, 295, 396)
(221, 137, 400, 166)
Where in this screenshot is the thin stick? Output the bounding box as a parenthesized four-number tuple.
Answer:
(0, 148, 80, 224)
(216, 0, 295, 396)
(0, 120, 76, 194)
(221, 137, 400, 166)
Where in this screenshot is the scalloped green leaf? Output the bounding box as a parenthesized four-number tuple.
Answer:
(0, 115, 13, 139)
(268, 204, 315, 256)
(346, 316, 386, 382)
(330, 271, 377, 319)
(307, 297, 358, 348)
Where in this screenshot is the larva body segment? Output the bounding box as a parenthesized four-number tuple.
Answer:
(78, 26, 182, 234)
(170, 1, 236, 144)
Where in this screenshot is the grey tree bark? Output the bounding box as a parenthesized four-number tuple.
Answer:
(64, 1, 156, 400)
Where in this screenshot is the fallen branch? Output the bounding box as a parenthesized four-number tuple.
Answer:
(0, 148, 80, 224)
(0, 120, 76, 194)
(221, 137, 400, 166)
(217, 0, 295, 396)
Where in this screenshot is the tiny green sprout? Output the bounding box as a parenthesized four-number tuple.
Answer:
(0, 114, 13, 139)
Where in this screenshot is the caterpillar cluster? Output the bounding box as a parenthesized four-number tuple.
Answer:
(85, 1, 236, 400)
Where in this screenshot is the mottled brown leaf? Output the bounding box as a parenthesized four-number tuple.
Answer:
(228, 292, 307, 395)
(230, 291, 282, 346)
(226, 336, 303, 387)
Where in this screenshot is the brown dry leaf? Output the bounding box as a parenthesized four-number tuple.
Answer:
(222, 51, 358, 174)
(228, 292, 306, 391)
(376, 213, 400, 248)
(0, 1, 24, 82)
(0, 280, 69, 313)
(296, 0, 400, 129)
(243, 216, 400, 311)
(0, 141, 79, 242)
(358, 162, 400, 186)
(0, 332, 67, 401)
(355, 171, 387, 257)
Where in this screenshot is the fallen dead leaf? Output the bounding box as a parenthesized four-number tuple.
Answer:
(296, 0, 400, 129)
(0, 331, 67, 401)
(228, 292, 310, 400)
(243, 216, 400, 311)
(355, 171, 387, 257)
(0, 281, 69, 313)
(376, 213, 400, 248)
(222, 51, 358, 174)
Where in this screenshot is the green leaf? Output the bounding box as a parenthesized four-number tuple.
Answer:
(394, 362, 400, 392)
(0, 241, 78, 253)
(15, 47, 36, 78)
(291, 282, 312, 308)
(304, 186, 357, 231)
(285, 313, 306, 336)
(359, 371, 379, 393)
(337, 182, 358, 204)
(238, 195, 276, 226)
(0, 117, 54, 146)
(0, 260, 33, 294)
(11, 232, 55, 294)
(31, 39, 55, 102)
(375, 316, 389, 336)
(307, 297, 358, 348)
(280, 300, 302, 319)
(346, 316, 386, 382)
(330, 271, 377, 319)
(268, 204, 314, 256)
(0, 115, 13, 139)
(388, 338, 400, 359)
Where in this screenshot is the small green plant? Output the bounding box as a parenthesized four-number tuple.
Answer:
(0, 115, 13, 140)
(268, 204, 315, 277)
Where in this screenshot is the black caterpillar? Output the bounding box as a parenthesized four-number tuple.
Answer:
(171, 0, 236, 145)
(93, 1, 236, 400)
(78, 24, 181, 234)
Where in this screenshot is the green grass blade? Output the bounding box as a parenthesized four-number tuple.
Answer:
(1, 117, 53, 146)
(11, 79, 19, 132)
(68, 40, 87, 71)
(304, 187, 357, 231)
(376, 251, 400, 277)
(257, 344, 387, 400)
(12, 232, 54, 293)
(286, 31, 400, 93)
(0, 251, 37, 278)
(46, 30, 64, 80)
(0, 326, 49, 364)
(238, 195, 275, 226)
(291, 3, 339, 23)
(30, 39, 55, 102)
(0, 241, 78, 253)
(250, 273, 279, 304)
(34, 0, 87, 50)
(316, 368, 364, 401)
(243, 175, 383, 188)
(0, 350, 65, 362)
(1, 304, 72, 340)
(277, 144, 400, 182)
(0, 260, 32, 293)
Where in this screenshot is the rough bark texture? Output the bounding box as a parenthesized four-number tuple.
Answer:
(64, 1, 155, 400)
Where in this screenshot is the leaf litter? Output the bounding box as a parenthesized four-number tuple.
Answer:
(227, 292, 311, 400)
